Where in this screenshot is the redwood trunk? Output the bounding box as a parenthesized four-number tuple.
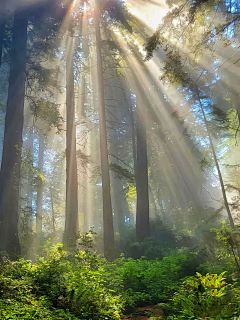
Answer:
(64, 34, 79, 247)
(112, 176, 125, 236)
(0, 10, 28, 255)
(94, 0, 114, 257)
(136, 107, 150, 242)
(36, 135, 44, 235)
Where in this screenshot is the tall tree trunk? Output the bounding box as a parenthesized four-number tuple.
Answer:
(94, 0, 114, 258)
(112, 174, 125, 236)
(0, 10, 28, 255)
(129, 103, 137, 175)
(136, 107, 150, 242)
(26, 129, 33, 231)
(0, 0, 6, 66)
(196, 88, 235, 228)
(64, 33, 78, 247)
(83, 177, 88, 232)
(36, 135, 44, 235)
(50, 186, 56, 236)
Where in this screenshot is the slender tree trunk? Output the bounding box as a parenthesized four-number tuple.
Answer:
(136, 107, 150, 242)
(64, 33, 78, 247)
(0, 10, 28, 255)
(94, 0, 114, 257)
(50, 186, 56, 235)
(111, 172, 125, 235)
(83, 177, 88, 232)
(26, 129, 33, 230)
(127, 71, 150, 241)
(81, 104, 88, 234)
(129, 104, 137, 174)
(0, 0, 6, 66)
(196, 88, 235, 229)
(36, 135, 44, 235)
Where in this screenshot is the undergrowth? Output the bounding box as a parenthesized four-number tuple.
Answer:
(1, 223, 240, 319)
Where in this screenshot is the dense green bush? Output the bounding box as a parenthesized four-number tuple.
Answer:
(1, 224, 240, 320)
(165, 272, 240, 319)
(0, 299, 79, 319)
(102, 250, 204, 311)
(198, 224, 240, 280)
(0, 244, 205, 318)
(31, 246, 121, 319)
(0, 245, 122, 320)
(0, 264, 79, 319)
(115, 220, 198, 260)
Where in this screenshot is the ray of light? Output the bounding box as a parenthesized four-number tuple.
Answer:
(125, 0, 168, 30)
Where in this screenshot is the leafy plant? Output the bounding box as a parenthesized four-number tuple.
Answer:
(166, 272, 239, 319)
(0, 245, 122, 320)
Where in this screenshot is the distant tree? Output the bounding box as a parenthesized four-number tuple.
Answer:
(36, 135, 45, 235)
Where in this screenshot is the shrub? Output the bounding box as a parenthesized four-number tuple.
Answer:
(0, 244, 122, 320)
(0, 299, 79, 319)
(103, 250, 201, 311)
(166, 272, 240, 319)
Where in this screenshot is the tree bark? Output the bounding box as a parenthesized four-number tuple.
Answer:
(136, 107, 150, 242)
(83, 176, 88, 232)
(64, 33, 79, 247)
(50, 186, 56, 235)
(94, 0, 114, 258)
(129, 104, 137, 175)
(26, 129, 34, 230)
(0, 10, 28, 255)
(36, 135, 44, 235)
(111, 172, 125, 235)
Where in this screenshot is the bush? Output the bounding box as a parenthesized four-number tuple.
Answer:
(103, 250, 202, 312)
(0, 299, 79, 319)
(0, 245, 122, 320)
(166, 272, 240, 319)
(115, 220, 197, 260)
(1, 230, 237, 319)
(0, 263, 78, 319)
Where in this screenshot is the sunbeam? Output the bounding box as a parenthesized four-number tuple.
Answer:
(0, 0, 240, 317)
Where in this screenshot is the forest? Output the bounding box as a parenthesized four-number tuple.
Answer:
(0, 0, 240, 318)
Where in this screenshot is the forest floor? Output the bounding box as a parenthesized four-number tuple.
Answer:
(122, 305, 163, 319)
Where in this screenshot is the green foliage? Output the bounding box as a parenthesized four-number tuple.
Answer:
(213, 222, 240, 252)
(2, 224, 240, 319)
(0, 298, 79, 319)
(171, 206, 221, 237)
(121, 238, 163, 260)
(35, 172, 45, 186)
(166, 272, 239, 319)
(102, 0, 132, 33)
(116, 219, 199, 259)
(159, 49, 189, 86)
(29, 98, 63, 133)
(0, 246, 122, 320)
(109, 164, 135, 184)
(92, 164, 135, 184)
(126, 181, 137, 209)
(0, 260, 77, 319)
(103, 251, 202, 312)
(76, 149, 91, 168)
